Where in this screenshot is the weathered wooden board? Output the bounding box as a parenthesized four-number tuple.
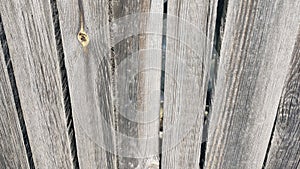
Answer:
(0, 28, 29, 169)
(56, 0, 116, 168)
(205, 0, 300, 168)
(161, 0, 217, 168)
(111, 0, 163, 168)
(0, 0, 73, 168)
(264, 29, 300, 169)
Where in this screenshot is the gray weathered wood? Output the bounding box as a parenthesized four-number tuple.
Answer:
(205, 0, 300, 168)
(0, 38, 29, 169)
(264, 29, 300, 169)
(161, 0, 217, 168)
(57, 0, 116, 168)
(111, 0, 163, 168)
(0, 1, 73, 168)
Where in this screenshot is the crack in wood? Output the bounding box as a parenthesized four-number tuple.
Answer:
(77, 0, 89, 48)
(50, 1, 80, 168)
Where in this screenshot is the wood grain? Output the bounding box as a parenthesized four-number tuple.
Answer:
(161, 0, 217, 168)
(111, 0, 163, 168)
(0, 0, 73, 168)
(56, 0, 116, 168)
(0, 34, 29, 169)
(264, 29, 300, 169)
(205, 0, 300, 168)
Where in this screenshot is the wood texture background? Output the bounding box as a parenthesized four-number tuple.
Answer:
(205, 0, 300, 168)
(0, 0, 73, 168)
(111, 0, 163, 168)
(0, 0, 299, 169)
(57, 0, 115, 168)
(0, 32, 29, 169)
(264, 29, 300, 169)
(161, 0, 217, 168)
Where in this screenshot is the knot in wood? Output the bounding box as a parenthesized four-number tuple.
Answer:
(77, 31, 89, 47)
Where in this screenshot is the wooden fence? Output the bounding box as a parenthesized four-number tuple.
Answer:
(0, 0, 299, 168)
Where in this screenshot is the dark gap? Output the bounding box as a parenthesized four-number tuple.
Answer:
(214, 0, 228, 55)
(205, 0, 211, 36)
(262, 105, 279, 169)
(159, 1, 168, 169)
(200, 0, 229, 168)
(0, 14, 36, 169)
(108, 0, 119, 168)
(160, 0, 168, 133)
(49, 1, 80, 168)
(211, 0, 228, 91)
(199, 88, 211, 169)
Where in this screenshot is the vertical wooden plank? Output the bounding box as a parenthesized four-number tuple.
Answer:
(205, 0, 300, 168)
(162, 0, 217, 168)
(0, 32, 29, 169)
(264, 29, 300, 169)
(0, 0, 73, 168)
(112, 0, 163, 169)
(111, 0, 163, 168)
(57, 0, 115, 168)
